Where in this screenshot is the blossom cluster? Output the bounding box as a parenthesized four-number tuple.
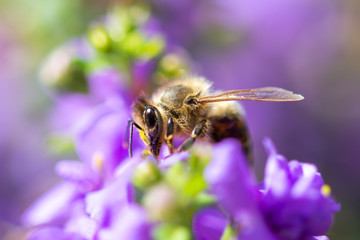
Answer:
(22, 2, 339, 240)
(23, 136, 339, 240)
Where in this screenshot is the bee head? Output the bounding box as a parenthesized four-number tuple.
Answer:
(132, 94, 163, 157)
(142, 105, 163, 157)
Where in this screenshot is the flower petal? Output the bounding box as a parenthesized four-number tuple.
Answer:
(204, 139, 257, 218)
(98, 205, 153, 240)
(193, 208, 227, 240)
(159, 151, 190, 169)
(22, 182, 79, 227)
(27, 227, 85, 240)
(263, 137, 291, 197)
(88, 68, 129, 101)
(85, 155, 141, 223)
(55, 160, 98, 192)
(64, 206, 99, 239)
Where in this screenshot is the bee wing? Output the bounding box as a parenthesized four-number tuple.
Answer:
(198, 87, 304, 103)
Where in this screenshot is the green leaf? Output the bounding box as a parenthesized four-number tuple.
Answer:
(164, 162, 189, 191)
(194, 192, 217, 208)
(184, 174, 206, 196)
(138, 36, 165, 60)
(46, 134, 75, 155)
(221, 224, 235, 240)
(188, 147, 211, 173)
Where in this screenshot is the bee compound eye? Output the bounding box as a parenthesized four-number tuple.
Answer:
(145, 107, 157, 129)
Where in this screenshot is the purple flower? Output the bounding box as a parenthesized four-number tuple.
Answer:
(74, 97, 143, 181)
(22, 132, 339, 240)
(204, 139, 278, 240)
(49, 67, 130, 134)
(22, 152, 145, 239)
(193, 208, 227, 240)
(260, 138, 340, 240)
(84, 154, 142, 224)
(202, 138, 338, 240)
(97, 204, 153, 240)
(22, 98, 144, 238)
(26, 83, 140, 239)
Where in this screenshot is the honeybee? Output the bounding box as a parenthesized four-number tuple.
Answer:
(127, 76, 303, 162)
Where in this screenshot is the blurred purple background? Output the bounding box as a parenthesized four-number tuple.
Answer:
(1, 0, 359, 239)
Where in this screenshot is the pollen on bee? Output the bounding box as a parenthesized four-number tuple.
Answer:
(139, 130, 149, 144)
(321, 184, 332, 197)
(92, 151, 104, 172)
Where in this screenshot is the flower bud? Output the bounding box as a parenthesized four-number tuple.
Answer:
(89, 26, 111, 51)
(138, 35, 164, 60)
(155, 52, 190, 85)
(39, 45, 87, 94)
(132, 160, 161, 189)
(159, 53, 189, 77)
(153, 224, 191, 240)
(127, 3, 150, 26)
(143, 183, 180, 221)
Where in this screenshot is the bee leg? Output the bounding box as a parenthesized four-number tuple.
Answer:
(165, 118, 175, 154)
(178, 119, 207, 152)
(124, 119, 143, 157)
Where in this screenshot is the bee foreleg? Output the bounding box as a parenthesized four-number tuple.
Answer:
(124, 119, 143, 157)
(178, 119, 207, 152)
(165, 118, 175, 154)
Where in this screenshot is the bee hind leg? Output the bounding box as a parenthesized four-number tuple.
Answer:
(178, 119, 207, 152)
